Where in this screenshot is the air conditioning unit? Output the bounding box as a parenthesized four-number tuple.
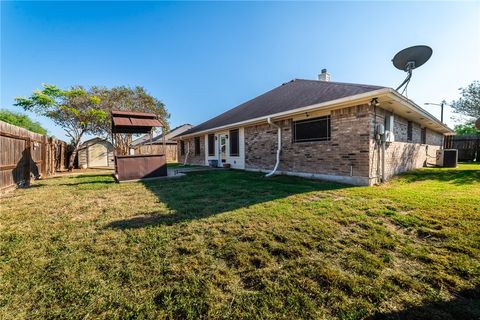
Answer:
(436, 149, 458, 167)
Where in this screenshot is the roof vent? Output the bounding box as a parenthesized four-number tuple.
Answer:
(318, 69, 331, 81)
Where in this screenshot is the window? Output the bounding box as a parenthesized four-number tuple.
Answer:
(421, 127, 427, 144)
(293, 116, 331, 142)
(208, 134, 215, 156)
(229, 129, 239, 156)
(407, 121, 413, 142)
(194, 137, 200, 155)
(180, 141, 185, 155)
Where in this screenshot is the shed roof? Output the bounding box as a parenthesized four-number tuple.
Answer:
(111, 110, 163, 134)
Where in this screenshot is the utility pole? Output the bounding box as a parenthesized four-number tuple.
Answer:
(425, 100, 449, 123)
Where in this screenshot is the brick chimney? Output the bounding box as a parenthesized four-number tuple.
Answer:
(318, 69, 331, 81)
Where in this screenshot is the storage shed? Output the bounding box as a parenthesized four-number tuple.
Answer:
(77, 137, 114, 169)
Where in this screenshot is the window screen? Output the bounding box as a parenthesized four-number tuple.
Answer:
(407, 121, 413, 142)
(229, 129, 239, 156)
(194, 137, 200, 155)
(180, 141, 185, 155)
(208, 134, 215, 156)
(293, 116, 331, 142)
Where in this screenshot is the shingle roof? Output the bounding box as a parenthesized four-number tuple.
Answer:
(148, 124, 194, 144)
(132, 124, 194, 146)
(181, 79, 385, 136)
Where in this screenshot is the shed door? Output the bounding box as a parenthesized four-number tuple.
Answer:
(88, 143, 108, 167)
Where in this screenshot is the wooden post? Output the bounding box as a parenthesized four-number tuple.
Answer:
(41, 135, 47, 178)
(23, 138, 31, 187)
(60, 143, 65, 170)
(48, 139, 52, 174)
(162, 127, 166, 156)
(476, 130, 480, 162)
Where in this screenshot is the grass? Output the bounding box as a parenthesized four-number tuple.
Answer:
(1, 164, 479, 319)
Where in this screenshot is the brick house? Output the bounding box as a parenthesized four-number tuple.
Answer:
(175, 77, 453, 185)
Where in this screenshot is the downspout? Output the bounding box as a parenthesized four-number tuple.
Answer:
(381, 141, 386, 183)
(183, 141, 190, 166)
(371, 98, 384, 184)
(265, 117, 281, 177)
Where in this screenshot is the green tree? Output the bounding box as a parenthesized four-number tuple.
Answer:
(453, 120, 477, 136)
(0, 109, 47, 134)
(15, 84, 107, 170)
(451, 81, 480, 134)
(451, 81, 480, 118)
(92, 86, 169, 155)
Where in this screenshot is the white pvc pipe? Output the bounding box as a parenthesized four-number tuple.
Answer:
(265, 117, 281, 177)
(183, 141, 190, 166)
(381, 141, 386, 182)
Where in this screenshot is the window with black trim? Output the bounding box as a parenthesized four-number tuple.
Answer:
(293, 116, 331, 142)
(194, 137, 200, 155)
(180, 141, 185, 155)
(229, 129, 239, 156)
(208, 134, 215, 156)
(421, 127, 427, 144)
(407, 121, 413, 142)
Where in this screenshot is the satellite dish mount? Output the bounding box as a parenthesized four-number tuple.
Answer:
(392, 45, 432, 93)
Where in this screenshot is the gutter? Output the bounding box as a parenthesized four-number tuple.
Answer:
(265, 117, 281, 177)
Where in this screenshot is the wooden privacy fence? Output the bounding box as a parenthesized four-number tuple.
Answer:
(0, 120, 67, 192)
(134, 144, 178, 163)
(444, 134, 480, 161)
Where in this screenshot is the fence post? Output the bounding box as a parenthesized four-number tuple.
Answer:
(41, 135, 47, 178)
(60, 143, 65, 170)
(51, 138, 54, 174)
(23, 138, 31, 187)
(476, 130, 480, 162)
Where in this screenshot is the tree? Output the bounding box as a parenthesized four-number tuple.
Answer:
(451, 80, 480, 117)
(450, 81, 480, 136)
(15, 85, 107, 170)
(0, 109, 47, 134)
(92, 86, 169, 155)
(453, 120, 477, 136)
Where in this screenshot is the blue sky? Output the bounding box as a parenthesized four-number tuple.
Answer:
(1, 1, 479, 141)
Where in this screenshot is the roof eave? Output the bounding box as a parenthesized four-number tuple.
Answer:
(174, 88, 390, 139)
(174, 88, 454, 139)
(386, 89, 454, 135)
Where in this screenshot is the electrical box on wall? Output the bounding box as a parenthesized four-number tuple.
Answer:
(384, 115, 395, 143)
(376, 124, 385, 135)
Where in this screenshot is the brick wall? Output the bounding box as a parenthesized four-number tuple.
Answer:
(178, 103, 445, 185)
(245, 104, 371, 179)
(178, 136, 205, 165)
(393, 116, 422, 143)
(426, 128, 443, 145)
(369, 107, 444, 184)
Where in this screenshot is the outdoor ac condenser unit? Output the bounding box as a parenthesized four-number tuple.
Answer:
(436, 149, 458, 168)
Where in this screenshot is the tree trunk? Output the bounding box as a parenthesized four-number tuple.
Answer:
(114, 133, 132, 155)
(67, 133, 84, 171)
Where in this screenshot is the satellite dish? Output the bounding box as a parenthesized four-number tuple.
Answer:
(392, 45, 433, 92)
(475, 118, 480, 130)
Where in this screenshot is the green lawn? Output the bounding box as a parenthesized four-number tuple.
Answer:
(1, 164, 479, 319)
